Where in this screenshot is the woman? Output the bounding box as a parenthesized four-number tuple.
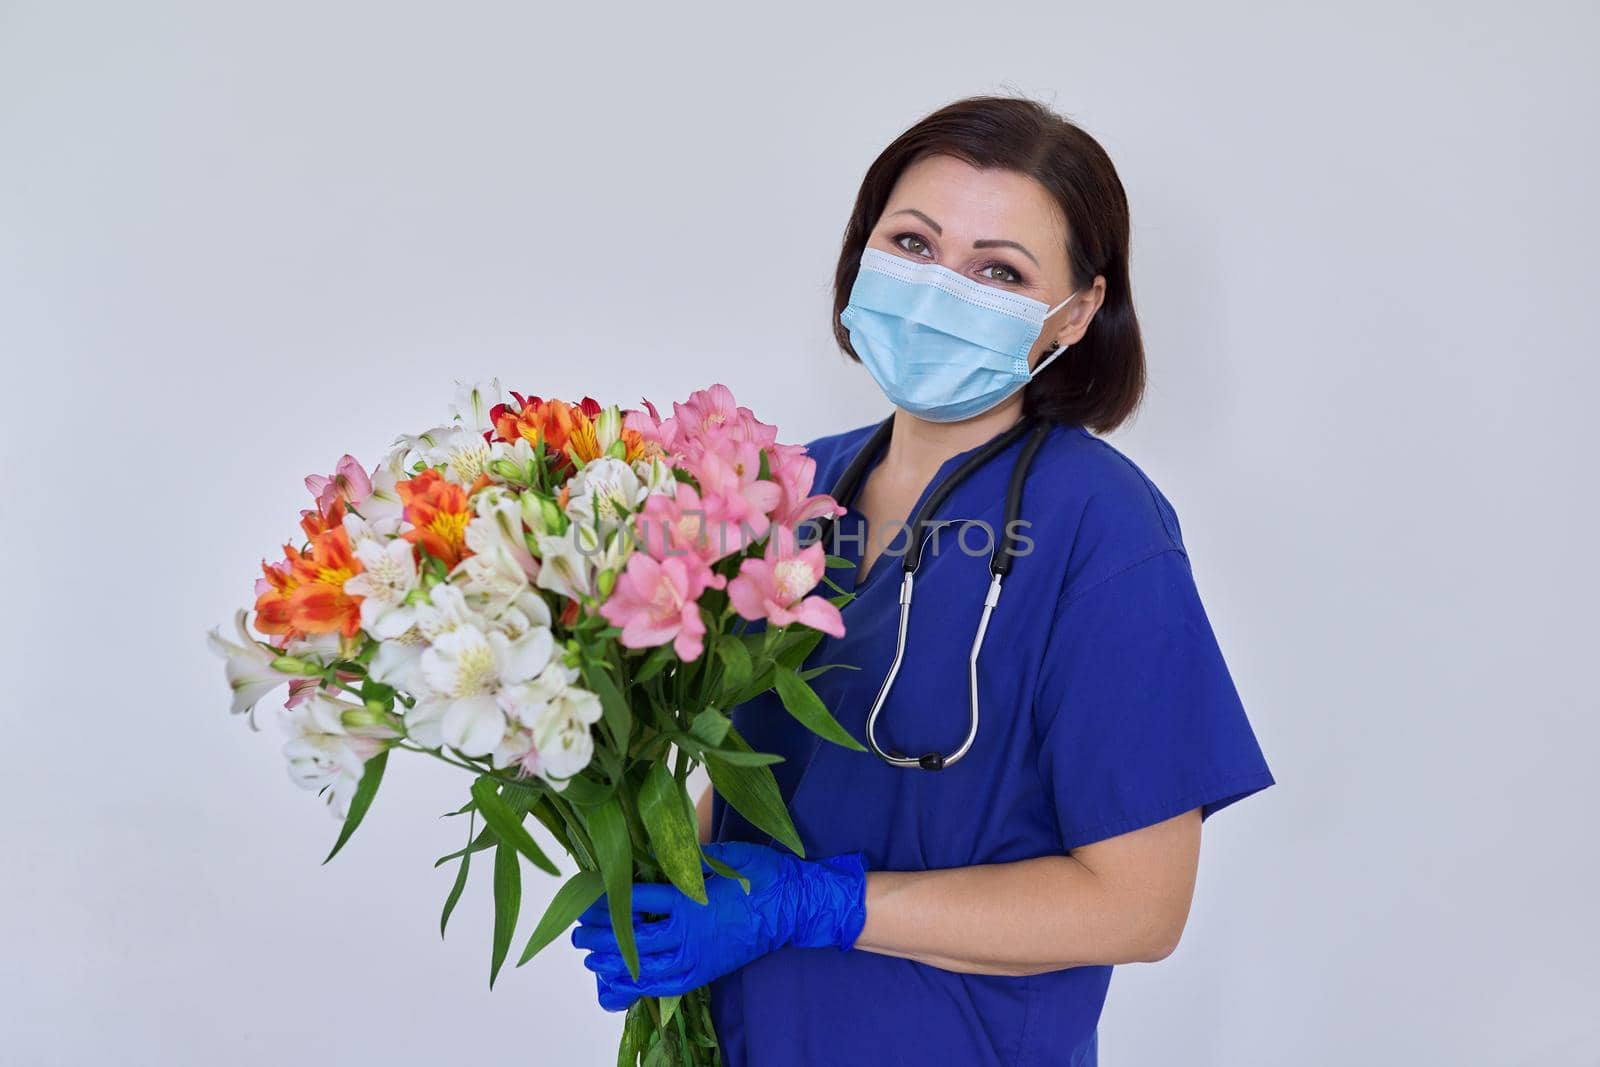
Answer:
(571, 95, 1276, 1066)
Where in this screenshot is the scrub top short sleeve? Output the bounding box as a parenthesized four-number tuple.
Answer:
(1033, 545, 1275, 850)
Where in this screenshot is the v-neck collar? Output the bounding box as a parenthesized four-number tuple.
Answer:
(830, 416, 1032, 598)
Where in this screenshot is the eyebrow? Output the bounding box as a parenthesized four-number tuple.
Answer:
(886, 208, 1040, 268)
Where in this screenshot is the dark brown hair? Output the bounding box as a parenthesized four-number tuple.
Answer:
(831, 94, 1145, 433)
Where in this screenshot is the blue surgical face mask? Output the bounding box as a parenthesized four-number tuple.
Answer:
(840, 246, 1080, 422)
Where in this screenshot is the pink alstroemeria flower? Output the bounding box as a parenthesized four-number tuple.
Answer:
(673, 385, 778, 453)
(727, 528, 844, 637)
(691, 442, 781, 545)
(631, 384, 780, 468)
(766, 441, 846, 530)
(305, 454, 374, 515)
(600, 553, 722, 661)
(636, 483, 757, 564)
(623, 398, 682, 455)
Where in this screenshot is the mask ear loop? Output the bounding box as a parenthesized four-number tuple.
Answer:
(1028, 287, 1081, 380)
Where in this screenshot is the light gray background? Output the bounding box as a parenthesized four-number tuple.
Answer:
(3, 2, 1596, 1064)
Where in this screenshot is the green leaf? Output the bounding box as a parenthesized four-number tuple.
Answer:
(470, 777, 561, 876)
(773, 665, 867, 751)
(553, 773, 617, 809)
(702, 728, 804, 857)
(322, 749, 388, 864)
(620, 1001, 652, 1067)
(433, 822, 495, 867)
(583, 657, 633, 750)
(823, 554, 854, 570)
(700, 747, 784, 767)
(688, 707, 732, 748)
(775, 627, 826, 670)
(715, 638, 752, 700)
(633, 644, 675, 683)
(659, 993, 682, 1028)
(517, 869, 604, 966)
(638, 763, 707, 905)
(440, 814, 475, 938)
(588, 797, 640, 980)
(700, 846, 751, 893)
(526, 800, 577, 859)
(799, 662, 859, 682)
(490, 842, 521, 989)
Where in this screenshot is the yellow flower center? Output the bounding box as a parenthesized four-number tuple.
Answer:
(450, 640, 499, 697)
(431, 510, 471, 551)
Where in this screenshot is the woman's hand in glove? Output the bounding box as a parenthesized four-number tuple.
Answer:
(570, 840, 869, 1012)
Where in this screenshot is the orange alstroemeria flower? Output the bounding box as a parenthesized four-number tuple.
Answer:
(253, 525, 365, 641)
(397, 468, 473, 569)
(289, 525, 364, 637)
(297, 495, 347, 541)
(491, 394, 607, 472)
(619, 425, 664, 464)
(253, 548, 305, 638)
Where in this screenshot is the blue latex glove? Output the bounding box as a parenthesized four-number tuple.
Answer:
(570, 840, 869, 1012)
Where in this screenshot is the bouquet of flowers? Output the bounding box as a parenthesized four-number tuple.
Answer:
(206, 381, 864, 1065)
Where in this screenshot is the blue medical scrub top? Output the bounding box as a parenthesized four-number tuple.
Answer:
(708, 417, 1276, 1067)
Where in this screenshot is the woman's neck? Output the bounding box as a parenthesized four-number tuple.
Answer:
(880, 397, 1026, 488)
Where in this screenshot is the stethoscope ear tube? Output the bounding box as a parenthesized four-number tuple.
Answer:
(993, 422, 1052, 577)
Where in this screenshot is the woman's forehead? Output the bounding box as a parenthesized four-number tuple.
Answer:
(883, 154, 1067, 248)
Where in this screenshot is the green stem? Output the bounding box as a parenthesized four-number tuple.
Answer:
(399, 743, 542, 790)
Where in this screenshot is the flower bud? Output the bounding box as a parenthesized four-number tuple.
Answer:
(595, 406, 623, 450)
(270, 655, 325, 676)
(521, 492, 547, 534)
(540, 497, 564, 534)
(489, 458, 525, 483)
(596, 567, 617, 599)
(341, 706, 385, 728)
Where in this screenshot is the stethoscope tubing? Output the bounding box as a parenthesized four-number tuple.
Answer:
(810, 414, 1053, 770)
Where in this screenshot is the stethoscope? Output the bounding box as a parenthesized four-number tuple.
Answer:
(807, 414, 1053, 771)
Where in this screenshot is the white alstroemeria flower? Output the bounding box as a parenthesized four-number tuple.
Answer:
(205, 609, 289, 726)
(412, 583, 484, 642)
(448, 378, 504, 435)
(355, 462, 406, 531)
(566, 457, 646, 535)
(280, 693, 387, 819)
(492, 654, 602, 786)
(367, 628, 427, 694)
(496, 589, 553, 643)
(454, 489, 539, 607)
(343, 532, 421, 639)
(534, 528, 595, 601)
(632, 455, 678, 498)
(533, 685, 604, 783)
(489, 435, 538, 476)
(537, 519, 634, 602)
(413, 621, 555, 757)
(387, 424, 454, 470)
(456, 529, 531, 614)
(593, 406, 624, 454)
(431, 425, 494, 487)
(496, 651, 578, 729)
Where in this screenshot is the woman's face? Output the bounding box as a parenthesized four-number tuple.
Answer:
(864, 153, 1101, 366)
